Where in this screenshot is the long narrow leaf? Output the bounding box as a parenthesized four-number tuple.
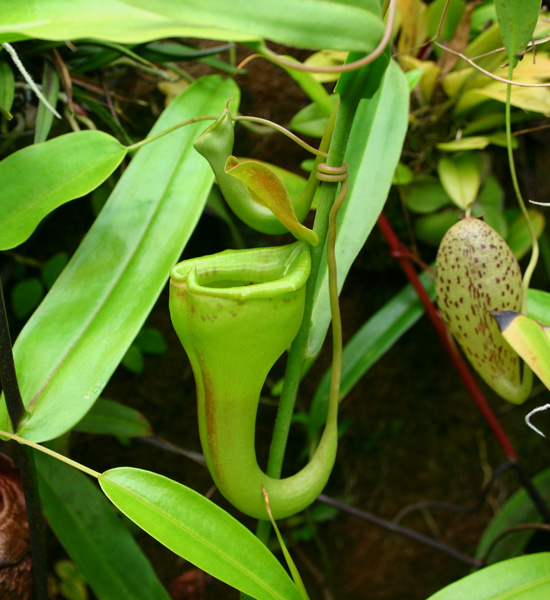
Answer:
(34, 60, 60, 144)
(1, 0, 384, 52)
(0, 0, 212, 44)
(122, 0, 385, 52)
(308, 60, 409, 356)
(99, 467, 302, 600)
(0, 75, 239, 442)
(427, 553, 550, 600)
(35, 452, 171, 600)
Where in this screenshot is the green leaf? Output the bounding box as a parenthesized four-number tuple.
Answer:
(122, 345, 145, 374)
(527, 288, 550, 326)
(0, 60, 14, 119)
(290, 95, 339, 138)
(42, 252, 69, 289)
(494, 0, 541, 68)
(1, 0, 384, 51)
(99, 467, 302, 600)
(121, 0, 385, 52)
(401, 179, 452, 214)
(427, 0, 465, 42)
(11, 278, 44, 319)
(491, 311, 550, 391)
(437, 137, 491, 151)
(506, 208, 546, 261)
(35, 452, 171, 600)
(263, 489, 310, 600)
(414, 209, 461, 246)
(0, 76, 239, 442)
(74, 398, 152, 437)
(34, 60, 60, 144)
(135, 328, 167, 355)
(437, 152, 482, 211)
(308, 60, 409, 356)
(308, 270, 434, 441)
(476, 467, 550, 563)
(428, 553, 550, 599)
(0, 0, 222, 44)
(393, 162, 414, 186)
(0, 130, 127, 250)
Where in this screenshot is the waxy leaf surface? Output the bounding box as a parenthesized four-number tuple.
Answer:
(494, 0, 541, 68)
(427, 553, 550, 599)
(1, 0, 384, 52)
(0, 76, 239, 442)
(99, 467, 302, 600)
(0, 131, 126, 250)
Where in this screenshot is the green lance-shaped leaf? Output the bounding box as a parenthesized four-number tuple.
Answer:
(99, 467, 302, 600)
(427, 553, 550, 600)
(494, 0, 541, 69)
(224, 157, 318, 245)
(34, 60, 61, 144)
(0, 75, 239, 442)
(169, 242, 338, 520)
(0, 130, 126, 250)
(0, 60, 14, 119)
(35, 452, 170, 600)
(491, 310, 550, 391)
(435, 217, 532, 404)
(118, 0, 384, 52)
(1, 0, 384, 52)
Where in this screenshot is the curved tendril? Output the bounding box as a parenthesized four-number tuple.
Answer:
(433, 41, 550, 88)
(250, 0, 396, 74)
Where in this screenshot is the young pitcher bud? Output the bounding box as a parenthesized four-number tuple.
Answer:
(435, 217, 531, 404)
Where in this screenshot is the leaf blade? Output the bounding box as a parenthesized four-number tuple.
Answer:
(0, 131, 126, 250)
(0, 75, 239, 442)
(494, 0, 541, 68)
(427, 553, 550, 599)
(99, 467, 302, 600)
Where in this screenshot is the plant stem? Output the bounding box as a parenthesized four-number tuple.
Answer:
(505, 63, 539, 310)
(0, 283, 48, 600)
(0, 430, 101, 479)
(256, 88, 362, 545)
(14, 445, 49, 600)
(0, 285, 26, 428)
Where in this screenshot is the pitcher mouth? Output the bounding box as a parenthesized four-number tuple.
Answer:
(170, 241, 311, 300)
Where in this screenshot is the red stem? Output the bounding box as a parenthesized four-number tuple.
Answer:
(377, 213, 518, 461)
